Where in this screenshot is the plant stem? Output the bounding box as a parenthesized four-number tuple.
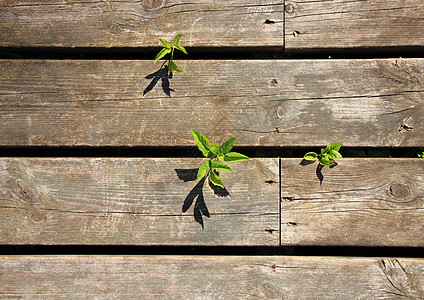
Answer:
(170, 46, 175, 66)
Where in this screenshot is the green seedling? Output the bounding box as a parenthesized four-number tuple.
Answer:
(418, 151, 424, 158)
(304, 142, 342, 166)
(154, 34, 188, 73)
(192, 129, 249, 189)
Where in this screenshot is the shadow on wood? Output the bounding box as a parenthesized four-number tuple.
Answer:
(299, 159, 338, 185)
(143, 62, 174, 97)
(175, 168, 230, 229)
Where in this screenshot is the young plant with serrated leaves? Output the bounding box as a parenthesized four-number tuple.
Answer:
(191, 129, 249, 189)
(154, 34, 188, 73)
(304, 142, 342, 166)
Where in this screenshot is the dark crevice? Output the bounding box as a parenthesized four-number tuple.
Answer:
(0, 245, 423, 257)
(1, 47, 424, 60)
(0, 146, 421, 158)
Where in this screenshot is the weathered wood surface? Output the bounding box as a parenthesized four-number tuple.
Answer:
(2, 0, 423, 51)
(285, 0, 424, 51)
(1, 256, 424, 298)
(281, 158, 424, 247)
(0, 0, 283, 48)
(0, 158, 279, 245)
(1, 59, 423, 147)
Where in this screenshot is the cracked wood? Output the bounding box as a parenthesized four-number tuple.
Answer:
(0, 0, 284, 48)
(0, 158, 279, 245)
(285, 0, 424, 50)
(0, 256, 424, 298)
(1, 59, 423, 147)
(281, 158, 424, 247)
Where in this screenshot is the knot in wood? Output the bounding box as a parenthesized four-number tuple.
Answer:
(141, 0, 164, 10)
(108, 24, 123, 35)
(285, 4, 294, 13)
(276, 104, 287, 119)
(12, 178, 38, 204)
(389, 183, 411, 199)
(31, 211, 47, 223)
(270, 79, 279, 87)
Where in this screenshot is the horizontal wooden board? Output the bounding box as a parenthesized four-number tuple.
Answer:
(0, 0, 283, 48)
(281, 158, 424, 247)
(0, 158, 279, 245)
(1, 58, 423, 147)
(1, 256, 424, 298)
(285, 0, 424, 51)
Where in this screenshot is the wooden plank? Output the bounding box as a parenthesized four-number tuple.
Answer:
(1, 256, 424, 298)
(0, 0, 283, 48)
(281, 158, 424, 247)
(0, 158, 279, 245)
(1, 58, 423, 147)
(284, 0, 424, 51)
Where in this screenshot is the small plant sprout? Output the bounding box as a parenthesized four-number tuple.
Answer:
(154, 34, 188, 73)
(418, 151, 424, 158)
(304, 142, 342, 166)
(191, 129, 249, 189)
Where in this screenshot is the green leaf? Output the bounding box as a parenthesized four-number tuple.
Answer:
(220, 137, 236, 155)
(304, 152, 318, 161)
(168, 60, 183, 72)
(197, 161, 210, 182)
(209, 169, 224, 188)
(319, 154, 335, 166)
(191, 130, 211, 158)
(174, 43, 188, 54)
(154, 48, 171, 64)
(159, 38, 171, 49)
(210, 160, 232, 173)
(418, 151, 424, 158)
(219, 152, 249, 163)
(328, 150, 342, 159)
(323, 142, 342, 153)
(207, 143, 220, 158)
(168, 60, 175, 73)
(173, 34, 183, 45)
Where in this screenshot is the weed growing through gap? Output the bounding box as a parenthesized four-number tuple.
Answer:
(154, 34, 188, 73)
(304, 142, 342, 166)
(191, 130, 249, 189)
(418, 151, 424, 158)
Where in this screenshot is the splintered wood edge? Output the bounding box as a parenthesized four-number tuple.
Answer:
(0, 256, 423, 298)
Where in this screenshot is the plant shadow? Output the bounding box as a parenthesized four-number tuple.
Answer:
(143, 62, 174, 97)
(175, 168, 230, 228)
(299, 159, 338, 185)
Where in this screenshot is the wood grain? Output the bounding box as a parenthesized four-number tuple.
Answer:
(0, 158, 279, 245)
(281, 158, 424, 247)
(285, 0, 424, 51)
(1, 59, 423, 147)
(0, 0, 283, 48)
(1, 256, 424, 298)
